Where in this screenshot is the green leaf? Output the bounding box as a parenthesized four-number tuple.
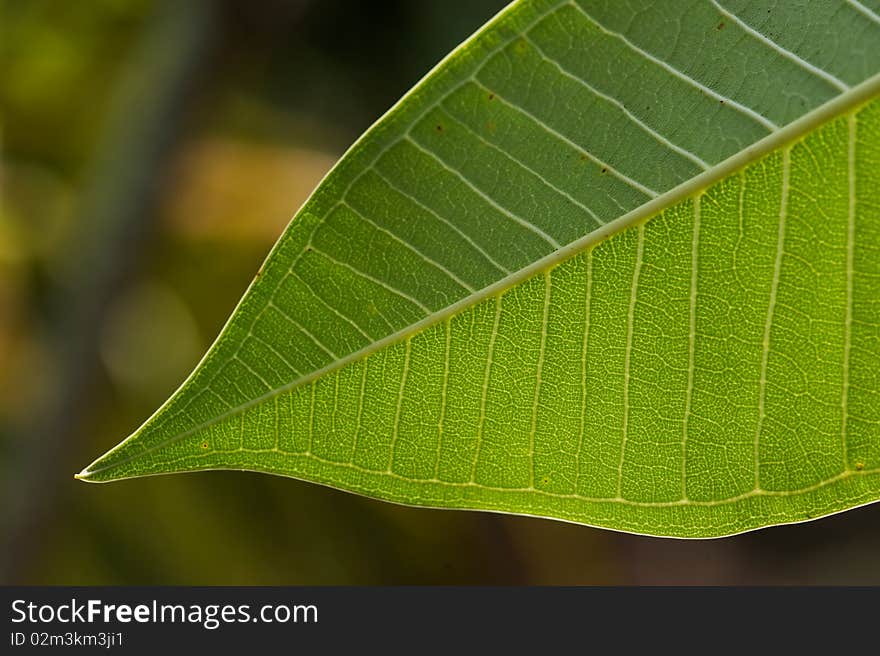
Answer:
(79, 0, 880, 538)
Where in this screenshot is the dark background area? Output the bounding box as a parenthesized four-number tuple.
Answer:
(2, 0, 880, 585)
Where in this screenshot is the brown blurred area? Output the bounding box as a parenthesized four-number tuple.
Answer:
(2, 0, 880, 586)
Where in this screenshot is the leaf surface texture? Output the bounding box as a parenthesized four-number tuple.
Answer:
(80, 0, 880, 537)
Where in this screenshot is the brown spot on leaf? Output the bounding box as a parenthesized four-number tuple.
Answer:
(716, 21, 725, 30)
(436, 124, 443, 132)
(856, 462, 865, 471)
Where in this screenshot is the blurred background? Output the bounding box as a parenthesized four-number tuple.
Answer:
(3, 0, 880, 585)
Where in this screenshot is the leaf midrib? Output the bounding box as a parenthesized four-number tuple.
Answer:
(78, 69, 880, 481)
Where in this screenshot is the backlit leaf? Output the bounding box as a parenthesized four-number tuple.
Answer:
(79, 0, 880, 538)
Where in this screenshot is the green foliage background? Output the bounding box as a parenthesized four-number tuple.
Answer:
(3, 0, 880, 582)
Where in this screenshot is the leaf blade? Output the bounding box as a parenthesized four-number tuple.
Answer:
(80, 0, 880, 537)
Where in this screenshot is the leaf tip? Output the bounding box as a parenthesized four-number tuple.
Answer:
(75, 453, 114, 483)
(74, 466, 96, 482)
